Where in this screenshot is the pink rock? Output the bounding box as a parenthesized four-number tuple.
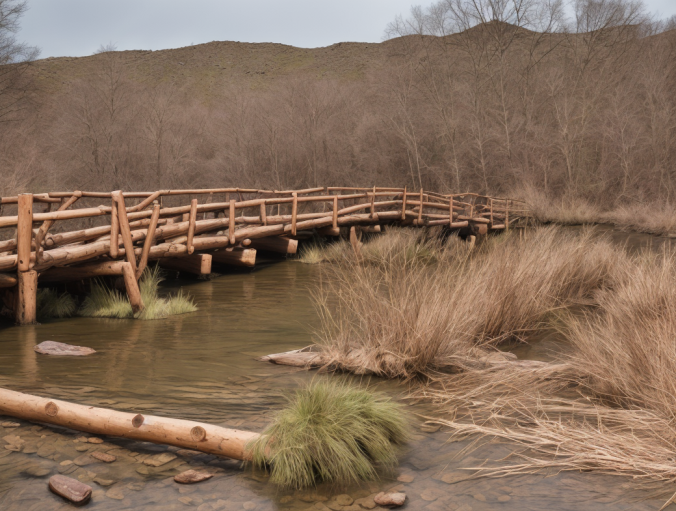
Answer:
(48, 474, 92, 505)
(374, 492, 406, 507)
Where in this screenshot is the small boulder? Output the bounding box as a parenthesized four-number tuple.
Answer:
(48, 475, 92, 505)
(374, 492, 406, 507)
(174, 469, 213, 484)
(34, 341, 96, 356)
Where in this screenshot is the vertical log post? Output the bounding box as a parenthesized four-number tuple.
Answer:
(187, 199, 198, 255)
(121, 262, 144, 314)
(110, 196, 119, 259)
(401, 186, 407, 220)
(259, 202, 267, 226)
(505, 200, 510, 232)
(332, 196, 338, 230)
(16, 271, 38, 325)
(112, 191, 137, 277)
(229, 199, 236, 245)
(417, 188, 424, 225)
(489, 198, 494, 227)
(16, 193, 36, 325)
(17, 193, 33, 272)
(136, 204, 161, 279)
(369, 186, 376, 218)
(449, 195, 454, 227)
(291, 192, 298, 236)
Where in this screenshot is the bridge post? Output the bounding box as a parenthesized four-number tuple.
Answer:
(16, 193, 37, 325)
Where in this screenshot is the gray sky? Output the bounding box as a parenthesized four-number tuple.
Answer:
(18, 0, 676, 59)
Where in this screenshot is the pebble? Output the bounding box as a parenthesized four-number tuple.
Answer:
(26, 466, 51, 477)
(440, 471, 467, 484)
(75, 445, 90, 452)
(87, 437, 104, 444)
(421, 487, 445, 502)
(175, 469, 214, 484)
(91, 451, 116, 463)
(105, 486, 126, 500)
(397, 473, 415, 483)
(48, 475, 92, 505)
(354, 496, 376, 509)
(1, 421, 20, 428)
(243, 502, 256, 510)
(279, 496, 293, 504)
(473, 493, 487, 502)
(143, 452, 177, 467)
(73, 454, 94, 467)
(93, 477, 116, 487)
(60, 460, 73, 466)
(127, 482, 145, 491)
(335, 494, 353, 506)
(179, 495, 203, 505)
(374, 492, 407, 507)
(498, 495, 511, 502)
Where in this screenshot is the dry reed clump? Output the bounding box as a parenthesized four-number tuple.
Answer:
(313, 226, 620, 379)
(298, 241, 347, 264)
(603, 203, 676, 237)
(423, 248, 676, 489)
(517, 186, 601, 226)
(79, 266, 197, 320)
(249, 378, 409, 489)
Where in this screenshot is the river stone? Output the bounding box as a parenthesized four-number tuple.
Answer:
(34, 341, 96, 356)
(48, 475, 92, 505)
(93, 477, 116, 487)
(144, 452, 177, 467)
(1, 421, 20, 427)
(91, 451, 116, 463)
(174, 469, 213, 484)
(73, 454, 94, 466)
(335, 495, 353, 506)
(354, 497, 376, 509)
(374, 492, 407, 507)
(26, 465, 51, 477)
(87, 437, 104, 444)
(105, 486, 125, 500)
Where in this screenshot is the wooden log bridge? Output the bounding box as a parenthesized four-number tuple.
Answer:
(0, 187, 530, 325)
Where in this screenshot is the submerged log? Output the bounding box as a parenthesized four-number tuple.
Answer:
(0, 387, 259, 460)
(210, 248, 256, 268)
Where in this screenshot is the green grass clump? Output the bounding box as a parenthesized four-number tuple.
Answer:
(250, 378, 409, 489)
(36, 289, 77, 320)
(79, 266, 197, 320)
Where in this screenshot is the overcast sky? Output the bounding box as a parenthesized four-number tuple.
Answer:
(17, 0, 676, 59)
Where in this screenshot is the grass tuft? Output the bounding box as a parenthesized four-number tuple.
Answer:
(36, 288, 77, 320)
(250, 378, 409, 489)
(79, 266, 197, 320)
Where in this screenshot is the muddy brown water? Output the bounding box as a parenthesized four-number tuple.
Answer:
(0, 230, 673, 510)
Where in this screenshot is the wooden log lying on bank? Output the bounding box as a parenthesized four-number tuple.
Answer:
(249, 237, 298, 255)
(159, 253, 212, 275)
(0, 387, 259, 460)
(210, 248, 257, 268)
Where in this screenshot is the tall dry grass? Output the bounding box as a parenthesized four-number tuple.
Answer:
(313, 226, 620, 379)
(424, 247, 676, 489)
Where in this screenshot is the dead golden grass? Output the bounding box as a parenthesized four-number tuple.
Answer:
(421, 246, 676, 491)
(313, 226, 620, 379)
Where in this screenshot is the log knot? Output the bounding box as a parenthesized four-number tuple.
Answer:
(45, 401, 59, 417)
(191, 426, 207, 442)
(132, 414, 144, 428)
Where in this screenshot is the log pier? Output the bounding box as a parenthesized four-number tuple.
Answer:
(0, 187, 530, 325)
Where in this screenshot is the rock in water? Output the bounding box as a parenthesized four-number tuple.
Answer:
(91, 451, 116, 463)
(34, 341, 96, 356)
(374, 492, 407, 507)
(48, 475, 92, 505)
(174, 469, 213, 484)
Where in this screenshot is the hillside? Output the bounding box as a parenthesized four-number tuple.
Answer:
(29, 39, 400, 99)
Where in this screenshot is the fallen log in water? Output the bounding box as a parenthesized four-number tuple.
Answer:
(0, 387, 259, 460)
